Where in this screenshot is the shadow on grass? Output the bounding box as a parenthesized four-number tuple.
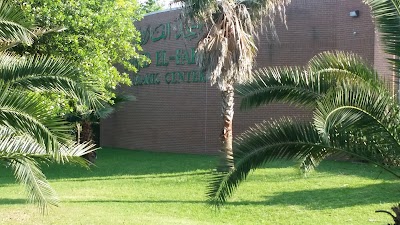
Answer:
(251, 160, 400, 182)
(0, 198, 27, 205)
(3, 179, 398, 209)
(0, 148, 218, 185)
(65, 182, 399, 209)
(67, 199, 207, 205)
(46, 148, 217, 178)
(314, 160, 400, 181)
(1, 148, 399, 185)
(57, 171, 212, 182)
(241, 182, 400, 209)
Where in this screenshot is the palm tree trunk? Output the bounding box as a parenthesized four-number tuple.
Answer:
(76, 122, 81, 143)
(80, 119, 97, 163)
(219, 84, 235, 172)
(80, 120, 93, 143)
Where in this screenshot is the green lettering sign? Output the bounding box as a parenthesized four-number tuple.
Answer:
(132, 73, 161, 86)
(156, 50, 169, 66)
(175, 48, 196, 65)
(151, 23, 171, 42)
(165, 72, 172, 84)
(140, 22, 204, 45)
(175, 22, 204, 40)
(140, 26, 151, 45)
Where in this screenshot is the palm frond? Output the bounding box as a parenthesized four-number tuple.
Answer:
(208, 116, 400, 206)
(240, 0, 291, 37)
(237, 51, 384, 110)
(363, 0, 400, 72)
(0, 128, 95, 165)
(0, 53, 79, 80)
(196, 0, 257, 91)
(314, 80, 400, 145)
(174, 0, 218, 23)
(207, 118, 329, 206)
(177, 0, 290, 91)
(9, 158, 58, 213)
(236, 66, 327, 110)
(313, 80, 400, 169)
(0, 0, 34, 45)
(0, 0, 100, 213)
(298, 153, 326, 174)
(308, 51, 382, 88)
(0, 131, 95, 212)
(332, 130, 400, 168)
(0, 26, 66, 51)
(56, 142, 96, 166)
(92, 93, 136, 119)
(0, 53, 107, 112)
(0, 83, 73, 152)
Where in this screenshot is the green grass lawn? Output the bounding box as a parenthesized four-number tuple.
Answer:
(0, 148, 399, 225)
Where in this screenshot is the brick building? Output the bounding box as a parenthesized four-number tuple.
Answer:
(100, 0, 394, 154)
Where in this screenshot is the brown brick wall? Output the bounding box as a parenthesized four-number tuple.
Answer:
(101, 0, 386, 155)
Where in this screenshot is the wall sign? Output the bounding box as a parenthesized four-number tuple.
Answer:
(131, 20, 206, 86)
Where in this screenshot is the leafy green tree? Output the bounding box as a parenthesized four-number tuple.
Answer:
(176, 0, 291, 171)
(15, 0, 145, 102)
(0, 0, 104, 212)
(206, 0, 400, 206)
(14, 0, 145, 146)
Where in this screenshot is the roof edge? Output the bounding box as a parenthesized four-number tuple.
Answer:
(143, 6, 181, 17)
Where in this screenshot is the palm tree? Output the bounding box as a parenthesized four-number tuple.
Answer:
(176, 0, 291, 171)
(205, 0, 400, 207)
(0, 0, 106, 212)
(67, 93, 134, 163)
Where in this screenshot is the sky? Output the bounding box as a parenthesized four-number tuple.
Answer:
(139, 0, 180, 9)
